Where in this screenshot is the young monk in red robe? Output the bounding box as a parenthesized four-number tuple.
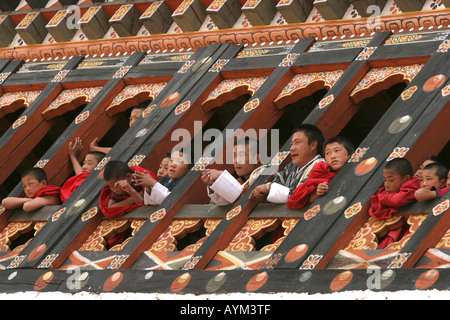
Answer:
(287, 136, 354, 209)
(2, 168, 61, 212)
(414, 162, 448, 201)
(369, 158, 420, 249)
(60, 137, 106, 202)
(99, 160, 157, 219)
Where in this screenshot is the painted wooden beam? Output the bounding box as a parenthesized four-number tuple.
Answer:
(172, 0, 207, 32)
(349, 0, 388, 18)
(276, 0, 313, 23)
(0, 15, 16, 47)
(139, 1, 173, 34)
(207, 0, 242, 29)
(15, 12, 48, 45)
(79, 6, 110, 40)
(269, 36, 450, 270)
(313, 0, 350, 20)
(109, 4, 143, 37)
(242, 0, 278, 26)
(395, 0, 426, 12)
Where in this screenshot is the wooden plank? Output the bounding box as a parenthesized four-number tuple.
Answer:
(269, 38, 450, 270)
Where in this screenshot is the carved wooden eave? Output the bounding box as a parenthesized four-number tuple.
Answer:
(0, 9, 448, 61)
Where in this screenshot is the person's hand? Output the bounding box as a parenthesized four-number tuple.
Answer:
(201, 169, 213, 186)
(89, 137, 99, 152)
(249, 184, 269, 202)
(133, 170, 157, 188)
(316, 182, 329, 196)
(115, 179, 133, 194)
(68, 137, 83, 157)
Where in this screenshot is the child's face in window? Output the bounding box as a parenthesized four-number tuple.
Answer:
(81, 154, 99, 173)
(383, 168, 410, 193)
(168, 151, 190, 180)
(324, 142, 349, 171)
(22, 175, 47, 198)
(420, 169, 447, 190)
(157, 157, 170, 180)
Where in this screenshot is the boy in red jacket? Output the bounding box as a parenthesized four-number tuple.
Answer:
(369, 157, 420, 249)
(2, 168, 61, 212)
(287, 136, 354, 209)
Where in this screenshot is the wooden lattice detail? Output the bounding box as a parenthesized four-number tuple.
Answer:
(350, 63, 424, 103)
(435, 228, 450, 249)
(182, 219, 221, 252)
(79, 219, 131, 251)
(201, 77, 268, 111)
(148, 219, 203, 251)
(0, 221, 46, 252)
(0, 90, 42, 110)
(260, 218, 300, 251)
(345, 214, 427, 250)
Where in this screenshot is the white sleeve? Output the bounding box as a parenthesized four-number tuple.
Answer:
(266, 182, 290, 204)
(144, 182, 171, 205)
(209, 170, 244, 204)
(207, 187, 233, 206)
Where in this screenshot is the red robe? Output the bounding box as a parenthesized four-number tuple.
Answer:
(369, 178, 420, 220)
(60, 172, 90, 203)
(99, 166, 156, 219)
(369, 177, 420, 249)
(287, 161, 337, 209)
(29, 185, 61, 204)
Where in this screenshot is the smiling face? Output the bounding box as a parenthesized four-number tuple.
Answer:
(22, 175, 47, 198)
(420, 168, 447, 190)
(233, 144, 260, 180)
(324, 142, 349, 171)
(383, 168, 410, 193)
(168, 151, 190, 180)
(289, 131, 317, 169)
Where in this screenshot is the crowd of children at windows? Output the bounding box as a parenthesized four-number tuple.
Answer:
(2, 105, 449, 249)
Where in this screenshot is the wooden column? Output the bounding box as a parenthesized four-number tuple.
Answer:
(270, 36, 450, 270)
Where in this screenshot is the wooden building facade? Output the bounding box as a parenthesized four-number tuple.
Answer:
(0, 0, 448, 294)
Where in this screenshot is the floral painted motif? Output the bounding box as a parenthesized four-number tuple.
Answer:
(34, 159, 49, 168)
(38, 254, 59, 268)
(300, 254, 323, 270)
(51, 207, 66, 222)
(261, 253, 282, 269)
(81, 207, 98, 222)
(401, 85, 417, 100)
(278, 53, 300, 67)
(142, 104, 157, 118)
(150, 208, 167, 223)
(94, 157, 111, 170)
(344, 202, 362, 219)
(107, 254, 128, 269)
(75, 111, 89, 124)
(388, 252, 411, 269)
(348, 148, 369, 163)
(270, 151, 290, 166)
(12, 116, 27, 129)
(386, 147, 409, 161)
(7, 255, 25, 269)
(113, 65, 132, 79)
(318, 94, 334, 109)
(51, 69, 70, 82)
(182, 255, 201, 270)
(303, 205, 320, 221)
(209, 59, 229, 72)
(0, 72, 11, 85)
(432, 199, 449, 216)
(178, 60, 195, 74)
(192, 157, 212, 171)
(226, 205, 241, 220)
(174, 100, 191, 115)
(128, 155, 146, 167)
(243, 98, 259, 113)
(438, 39, 450, 53)
(356, 47, 377, 61)
(441, 84, 450, 97)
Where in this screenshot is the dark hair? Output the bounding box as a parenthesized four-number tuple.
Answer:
(21, 167, 48, 183)
(103, 160, 131, 181)
(87, 151, 106, 164)
(323, 136, 355, 157)
(292, 124, 325, 156)
(423, 162, 449, 181)
(385, 158, 413, 178)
